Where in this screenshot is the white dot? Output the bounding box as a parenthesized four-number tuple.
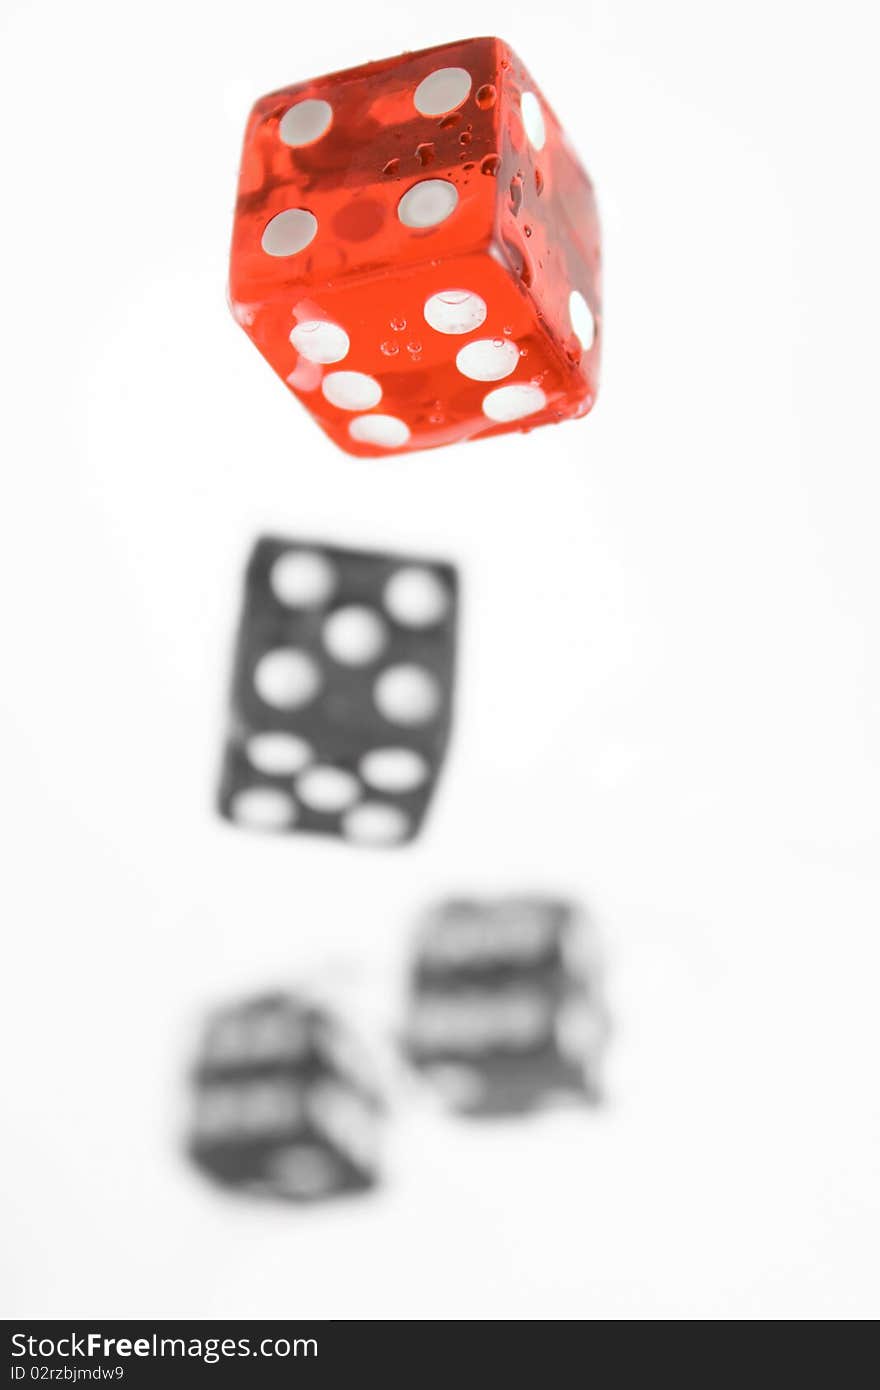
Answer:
(296, 764, 361, 814)
(279, 98, 333, 147)
(343, 802, 411, 846)
(482, 383, 547, 422)
(254, 648, 322, 709)
(423, 289, 487, 335)
(374, 664, 441, 725)
(269, 1144, 336, 1199)
(360, 747, 429, 794)
(195, 1083, 242, 1134)
(240, 1081, 295, 1131)
(321, 371, 382, 411)
(261, 208, 318, 257)
(568, 290, 595, 350)
(270, 550, 336, 607)
(248, 1009, 309, 1059)
(413, 67, 472, 116)
(323, 605, 388, 665)
(245, 731, 313, 776)
(455, 338, 519, 382)
(397, 179, 459, 229)
(205, 1016, 249, 1061)
(555, 997, 604, 1066)
(422, 1064, 486, 1110)
(289, 320, 350, 364)
(383, 566, 449, 627)
(348, 415, 411, 448)
(230, 786, 296, 832)
(521, 92, 546, 150)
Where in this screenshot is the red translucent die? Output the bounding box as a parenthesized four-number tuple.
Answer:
(229, 37, 601, 457)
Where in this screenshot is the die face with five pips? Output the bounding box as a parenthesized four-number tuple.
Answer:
(229, 36, 601, 456)
(218, 537, 457, 847)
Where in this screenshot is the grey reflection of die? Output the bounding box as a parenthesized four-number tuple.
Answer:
(217, 537, 458, 848)
(187, 993, 383, 1202)
(402, 898, 608, 1116)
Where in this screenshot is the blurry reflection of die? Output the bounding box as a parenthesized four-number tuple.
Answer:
(402, 897, 608, 1115)
(217, 537, 458, 847)
(186, 992, 383, 1202)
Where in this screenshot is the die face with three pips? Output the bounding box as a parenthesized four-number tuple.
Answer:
(218, 536, 457, 847)
(229, 36, 601, 456)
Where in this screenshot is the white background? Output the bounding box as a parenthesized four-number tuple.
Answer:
(1, 0, 878, 1321)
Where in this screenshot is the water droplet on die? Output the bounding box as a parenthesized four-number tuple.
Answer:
(475, 83, 497, 109)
